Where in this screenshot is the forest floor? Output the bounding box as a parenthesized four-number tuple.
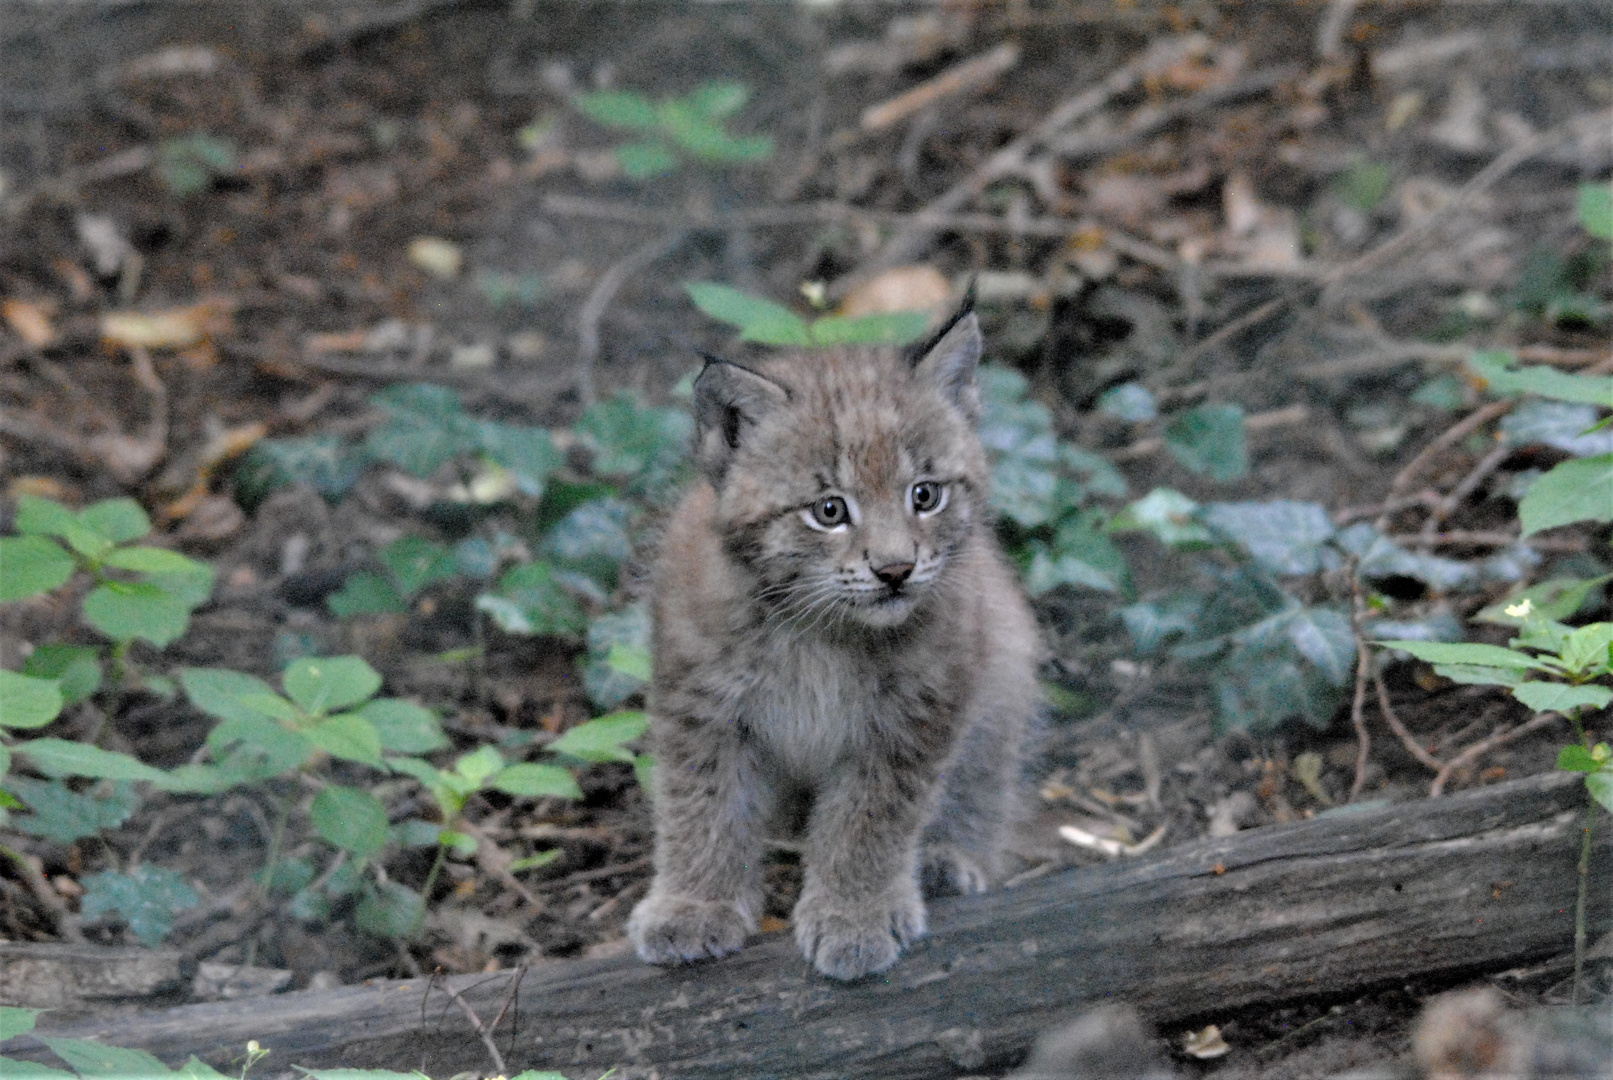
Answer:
(0, 2, 1610, 1078)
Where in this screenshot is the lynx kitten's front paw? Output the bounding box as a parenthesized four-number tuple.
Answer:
(627, 891, 754, 965)
(793, 887, 928, 980)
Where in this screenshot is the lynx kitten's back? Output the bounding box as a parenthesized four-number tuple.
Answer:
(627, 301, 1043, 980)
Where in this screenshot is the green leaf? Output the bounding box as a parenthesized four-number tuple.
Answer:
(1468, 351, 1613, 407)
(1201, 501, 1335, 575)
(1023, 513, 1129, 596)
(1578, 182, 1613, 240)
(16, 739, 166, 782)
(615, 140, 680, 178)
(364, 384, 479, 478)
(685, 283, 812, 346)
(377, 537, 456, 599)
(355, 881, 424, 939)
(605, 642, 653, 682)
(14, 495, 81, 537)
(235, 435, 367, 505)
(1164, 403, 1247, 481)
(25, 644, 102, 706)
(808, 312, 930, 347)
(283, 656, 382, 715)
(0, 670, 63, 729)
(475, 422, 563, 498)
(1561, 623, 1613, 677)
(79, 865, 198, 946)
(1376, 640, 1544, 669)
(1431, 663, 1525, 687)
(1557, 744, 1601, 772)
(100, 546, 207, 577)
(327, 571, 407, 618)
(311, 785, 390, 857)
(573, 392, 693, 488)
(1520, 454, 1613, 535)
(1337, 159, 1392, 211)
(82, 581, 190, 647)
(1287, 606, 1356, 686)
(8, 778, 140, 844)
(0, 536, 75, 601)
(1214, 648, 1341, 733)
(39, 1038, 176, 1078)
(544, 497, 633, 569)
(573, 89, 660, 130)
(1120, 595, 1203, 655)
(1096, 382, 1158, 422)
(1475, 576, 1611, 625)
(176, 1056, 231, 1080)
(235, 692, 304, 724)
(297, 1070, 429, 1080)
(1587, 772, 1613, 813)
(584, 603, 652, 709)
(152, 763, 236, 795)
(549, 710, 650, 763)
(78, 499, 151, 545)
(356, 699, 448, 754)
(485, 561, 587, 638)
(508, 849, 564, 873)
(180, 667, 280, 723)
(306, 714, 384, 766)
(204, 714, 314, 776)
(686, 81, 751, 119)
(1108, 488, 1213, 546)
(489, 762, 583, 799)
(1511, 681, 1613, 714)
(0, 1006, 40, 1041)
(455, 744, 506, 786)
(1501, 400, 1613, 457)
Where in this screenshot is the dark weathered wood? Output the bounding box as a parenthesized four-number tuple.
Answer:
(0, 942, 185, 1010)
(13, 773, 1609, 1079)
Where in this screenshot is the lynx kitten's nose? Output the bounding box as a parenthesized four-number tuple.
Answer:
(873, 561, 915, 588)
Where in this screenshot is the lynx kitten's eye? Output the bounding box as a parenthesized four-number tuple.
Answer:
(810, 495, 851, 529)
(910, 481, 947, 515)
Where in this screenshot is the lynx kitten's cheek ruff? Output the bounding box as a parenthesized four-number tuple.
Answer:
(626, 297, 1043, 981)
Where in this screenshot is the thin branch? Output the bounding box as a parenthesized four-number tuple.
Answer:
(395, 941, 508, 1077)
(576, 228, 687, 408)
(1373, 665, 1446, 774)
(1429, 711, 1564, 797)
(1345, 566, 1374, 803)
(1, 846, 85, 942)
(1374, 400, 1514, 532)
(1415, 441, 1513, 548)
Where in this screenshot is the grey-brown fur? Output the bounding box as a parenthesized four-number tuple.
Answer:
(626, 305, 1044, 980)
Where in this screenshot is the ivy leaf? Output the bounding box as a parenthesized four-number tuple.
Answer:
(283, 656, 382, 715)
(684, 283, 812, 346)
(584, 603, 651, 709)
(1286, 607, 1356, 686)
(24, 645, 102, 705)
(573, 393, 692, 489)
(364, 384, 479, 477)
(327, 571, 407, 618)
(549, 711, 650, 763)
(1501, 400, 1613, 457)
(1097, 382, 1158, 422)
(484, 561, 587, 638)
(15, 739, 167, 782)
(1164, 403, 1247, 481)
(311, 785, 390, 857)
(489, 762, 583, 799)
(378, 537, 457, 599)
(0, 670, 63, 729)
(474, 421, 562, 498)
(235, 435, 366, 505)
(82, 581, 191, 646)
(1511, 682, 1613, 714)
(1215, 647, 1342, 733)
(1202, 501, 1335, 575)
(1108, 488, 1213, 546)
(1120, 595, 1203, 655)
(0, 536, 75, 601)
(1519, 454, 1613, 535)
(1023, 512, 1129, 595)
(356, 699, 448, 754)
(7, 778, 141, 844)
(80, 865, 198, 946)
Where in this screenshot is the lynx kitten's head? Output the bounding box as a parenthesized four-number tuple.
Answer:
(692, 302, 989, 631)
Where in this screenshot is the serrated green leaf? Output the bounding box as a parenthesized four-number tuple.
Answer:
(685, 282, 812, 345)
(549, 710, 649, 763)
(1520, 454, 1613, 535)
(0, 1006, 41, 1041)
(489, 762, 583, 799)
(1377, 640, 1544, 669)
(573, 89, 660, 130)
(306, 714, 384, 766)
(356, 699, 447, 754)
(16, 739, 166, 782)
(0, 535, 75, 601)
(1510, 681, 1613, 714)
(809, 312, 930, 347)
(1164, 403, 1247, 481)
(1202, 501, 1335, 575)
(283, 656, 382, 715)
(327, 571, 407, 618)
(8, 777, 140, 844)
(1468, 351, 1613, 407)
(1578, 182, 1613, 240)
(311, 785, 389, 857)
(82, 581, 190, 647)
(355, 880, 424, 939)
(1431, 663, 1524, 687)
(1561, 623, 1613, 676)
(24, 644, 102, 706)
(79, 865, 197, 946)
(0, 670, 63, 729)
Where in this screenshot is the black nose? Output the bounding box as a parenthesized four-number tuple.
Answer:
(873, 561, 915, 588)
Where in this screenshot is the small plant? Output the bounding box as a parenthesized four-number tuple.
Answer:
(573, 81, 772, 179)
(686, 282, 932, 347)
(154, 133, 238, 196)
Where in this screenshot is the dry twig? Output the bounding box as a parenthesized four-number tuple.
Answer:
(396, 941, 516, 1077)
(860, 42, 1020, 133)
(1429, 712, 1564, 797)
(576, 228, 687, 408)
(1374, 400, 1514, 532)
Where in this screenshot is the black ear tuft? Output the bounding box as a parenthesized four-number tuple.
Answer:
(691, 359, 791, 486)
(909, 281, 983, 420)
(905, 277, 977, 369)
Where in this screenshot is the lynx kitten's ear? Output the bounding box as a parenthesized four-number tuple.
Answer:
(909, 290, 983, 421)
(692, 358, 791, 486)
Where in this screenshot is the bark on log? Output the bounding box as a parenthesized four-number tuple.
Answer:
(11, 772, 1609, 1079)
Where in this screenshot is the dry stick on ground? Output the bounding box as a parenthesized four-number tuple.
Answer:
(1430, 711, 1566, 798)
(1345, 562, 1375, 802)
(1415, 441, 1513, 549)
(0, 849, 85, 943)
(393, 941, 511, 1078)
(1373, 666, 1446, 775)
(1373, 400, 1514, 533)
(859, 42, 1021, 133)
(575, 228, 687, 408)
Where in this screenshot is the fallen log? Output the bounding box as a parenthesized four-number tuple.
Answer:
(11, 771, 1609, 1079)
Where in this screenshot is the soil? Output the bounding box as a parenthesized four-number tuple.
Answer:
(1, 2, 1609, 1078)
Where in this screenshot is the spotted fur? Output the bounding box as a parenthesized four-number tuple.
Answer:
(626, 308, 1044, 980)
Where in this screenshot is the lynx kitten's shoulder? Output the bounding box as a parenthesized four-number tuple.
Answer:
(627, 299, 1043, 980)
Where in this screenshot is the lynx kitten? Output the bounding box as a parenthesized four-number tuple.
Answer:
(626, 298, 1043, 980)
